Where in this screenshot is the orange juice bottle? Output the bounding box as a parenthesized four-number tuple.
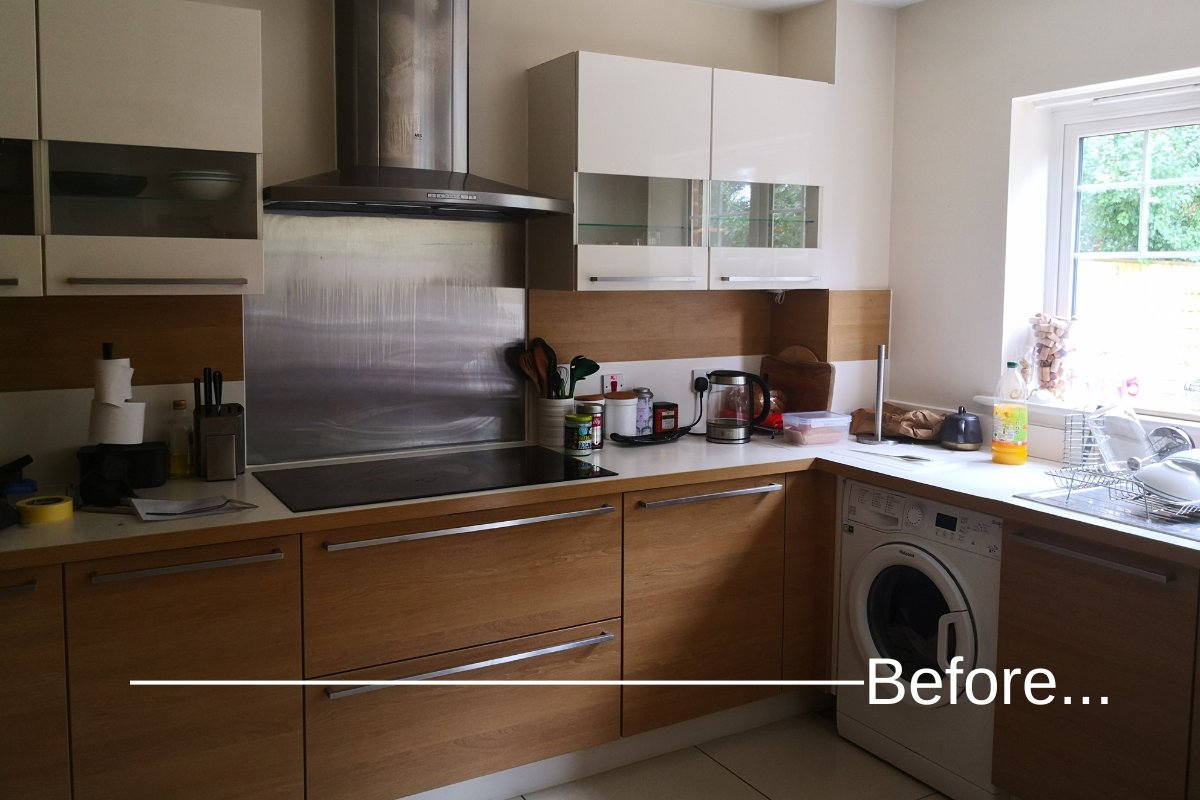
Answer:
(992, 361, 1028, 465)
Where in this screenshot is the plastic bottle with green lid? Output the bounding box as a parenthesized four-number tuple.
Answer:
(992, 361, 1028, 465)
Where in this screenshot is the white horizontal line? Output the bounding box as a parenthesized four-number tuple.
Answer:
(130, 680, 866, 688)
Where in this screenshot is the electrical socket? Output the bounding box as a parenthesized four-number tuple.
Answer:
(601, 373, 623, 393)
(691, 368, 712, 394)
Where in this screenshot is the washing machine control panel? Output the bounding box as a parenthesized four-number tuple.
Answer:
(844, 481, 1003, 559)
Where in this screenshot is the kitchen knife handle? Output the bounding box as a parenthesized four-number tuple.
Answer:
(203, 367, 212, 411)
(323, 504, 616, 552)
(0, 580, 38, 598)
(588, 275, 698, 283)
(325, 632, 615, 699)
(66, 277, 249, 286)
(1012, 532, 1174, 583)
(89, 549, 284, 584)
(213, 370, 223, 413)
(637, 482, 783, 510)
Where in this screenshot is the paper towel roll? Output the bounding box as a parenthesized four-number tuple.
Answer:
(94, 359, 134, 405)
(88, 400, 145, 445)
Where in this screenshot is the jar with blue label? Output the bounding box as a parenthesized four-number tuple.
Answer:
(564, 413, 593, 455)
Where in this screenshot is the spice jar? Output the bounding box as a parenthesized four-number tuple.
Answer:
(634, 387, 654, 435)
(576, 401, 604, 450)
(564, 413, 593, 455)
(653, 401, 678, 434)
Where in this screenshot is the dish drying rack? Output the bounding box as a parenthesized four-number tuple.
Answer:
(1048, 413, 1200, 522)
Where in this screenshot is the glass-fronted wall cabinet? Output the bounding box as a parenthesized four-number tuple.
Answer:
(528, 52, 834, 292)
(0, 139, 41, 296)
(0, 0, 43, 297)
(2, 0, 265, 296)
(708, 180, 822, 288)
(47, 142, 258, 240)
(528, 52, 712, 291)
(709, 69, 833, 291)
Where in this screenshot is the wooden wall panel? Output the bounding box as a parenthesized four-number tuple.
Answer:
(768, 289, 891, 362)
(529, 289, 772, 362)
(769, 290, 831, 360)
(827, 290, 891, 362)
(0, 296, 243, 392)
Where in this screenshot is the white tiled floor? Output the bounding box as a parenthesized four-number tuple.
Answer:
(513, 713, 947, 800)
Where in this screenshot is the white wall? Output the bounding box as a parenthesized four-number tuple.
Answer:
(888, 0, 1200, 410)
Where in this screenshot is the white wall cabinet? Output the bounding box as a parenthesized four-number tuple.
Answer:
(0, 0, 264, 296)
(709, 69, 833, 291)
(0, 1, 41, 296)
(528, 52, 834, 292)
(528, 52, 711, 292)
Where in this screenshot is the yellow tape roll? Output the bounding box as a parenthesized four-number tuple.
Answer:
(16, 495, 75, 524)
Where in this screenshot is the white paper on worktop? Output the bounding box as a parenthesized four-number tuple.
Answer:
(128, 495, 258, 522)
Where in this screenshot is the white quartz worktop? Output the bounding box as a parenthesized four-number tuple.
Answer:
(3, 434, 1197, 566)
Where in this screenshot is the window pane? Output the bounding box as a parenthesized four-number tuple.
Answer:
(1150, 124, 1200, 180)
(1073, 257, 1200, 413)
(1076, 188, 1140, 252)
(1079, 131, 1143, 185)
(1148, 184, 1200, 251)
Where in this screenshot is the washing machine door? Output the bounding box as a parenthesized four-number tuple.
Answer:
(847, 541, 977, 700)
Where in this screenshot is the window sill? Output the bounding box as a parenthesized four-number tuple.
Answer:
(972, 394, 1200, 437)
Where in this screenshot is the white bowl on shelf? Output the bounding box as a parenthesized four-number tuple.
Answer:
(170, 169, 244, 201)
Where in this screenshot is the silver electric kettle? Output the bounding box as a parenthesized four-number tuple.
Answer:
(706, 370, 770, 444)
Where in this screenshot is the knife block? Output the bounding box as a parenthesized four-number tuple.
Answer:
(194, 404, 245, 480)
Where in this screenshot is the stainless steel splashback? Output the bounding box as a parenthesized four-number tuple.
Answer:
(245, 212, 525, 464)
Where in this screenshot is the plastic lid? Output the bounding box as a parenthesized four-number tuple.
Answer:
(565, 413, 591, 424)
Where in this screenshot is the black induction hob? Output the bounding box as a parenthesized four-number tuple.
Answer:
(254, 446, 617, 513)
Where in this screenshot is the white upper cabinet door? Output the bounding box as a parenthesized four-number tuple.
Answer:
(711, 69, 833, 185)
(38, 0, 262, 153)
(577, 52, 712, 180)
(0, 0, 38, 139)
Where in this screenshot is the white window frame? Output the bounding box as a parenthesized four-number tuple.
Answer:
(1046, 95, 1200, 316)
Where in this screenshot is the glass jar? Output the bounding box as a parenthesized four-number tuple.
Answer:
(634, 387, 654, 435)
(564, 413, 593, 455)
(576, 401, 604, 450)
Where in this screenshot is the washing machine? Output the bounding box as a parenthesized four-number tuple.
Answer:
(836, 479, 1005, 800)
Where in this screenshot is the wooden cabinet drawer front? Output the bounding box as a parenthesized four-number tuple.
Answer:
(0, 565, 70, 800)
(306, 620, 621, 800)
(66, 537, 303, 800)
(623, 476, 785, 735)
(304, 495, 621, 676)
(993, 527, 1196, 800)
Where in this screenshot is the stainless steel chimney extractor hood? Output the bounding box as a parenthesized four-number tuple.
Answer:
(264, 0, 571, 219)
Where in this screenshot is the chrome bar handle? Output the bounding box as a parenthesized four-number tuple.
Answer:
(324, 505, 616, 552)
(637, 483, 783, 510)
(0, 277, 19, 286)
(719, 275, 820, 283)
(1014, 533, 1173, 584)
(90, 549, 284, 584)
(0, 580, 38, 597)
(67, 277, 249, 286)
(327, 632, 615, 699)
(588, 276, 697, 283)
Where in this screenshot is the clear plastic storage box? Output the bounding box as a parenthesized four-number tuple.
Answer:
(782, 411, 851, 445)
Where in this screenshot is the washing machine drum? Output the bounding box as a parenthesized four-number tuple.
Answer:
(849, 542, 978, 686)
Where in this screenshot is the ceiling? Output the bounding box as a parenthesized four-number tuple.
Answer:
(701, 0, 923, 10)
